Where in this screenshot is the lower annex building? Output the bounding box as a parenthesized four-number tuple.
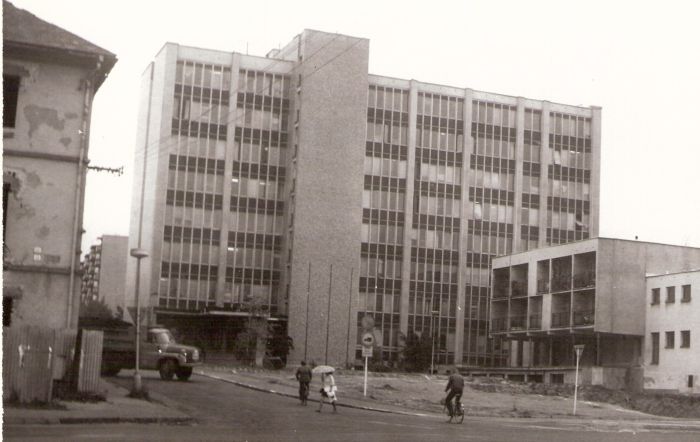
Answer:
(125, 29, 601, 367)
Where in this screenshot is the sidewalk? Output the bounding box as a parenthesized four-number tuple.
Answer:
(195, 364, 700, 433)
(3, 378, 192, 425)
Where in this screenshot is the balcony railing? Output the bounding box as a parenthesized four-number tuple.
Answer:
(491, 317, 507, 332)
(573, 309, 595, 326)
(537, 279, 550, 294)
(528, 314, 542, 329)
(511, 281, 527, 297)
(493, 282, 509, 299)
(551, 276, 572, 292)
(509, 315, 527, 330)
(573, 271, 596, 289)
(551, 311, 570, 328)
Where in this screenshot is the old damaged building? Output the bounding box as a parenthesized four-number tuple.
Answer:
(2, 1, 116, 329)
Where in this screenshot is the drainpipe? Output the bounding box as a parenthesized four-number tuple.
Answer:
(66, 57, 102, 328)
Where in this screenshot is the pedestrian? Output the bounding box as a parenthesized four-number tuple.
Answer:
(295, 360, 312, 405)
(317, 372, 338, 413)
(444, 368, 464, 422)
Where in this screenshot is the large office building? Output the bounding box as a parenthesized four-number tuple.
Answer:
(126, 29, 600, 367)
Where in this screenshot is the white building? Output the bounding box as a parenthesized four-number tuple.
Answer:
(645, 270, 699, 394)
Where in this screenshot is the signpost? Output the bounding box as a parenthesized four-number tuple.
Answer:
(361, 331, 374, 396)
(573, 344, 584, 415)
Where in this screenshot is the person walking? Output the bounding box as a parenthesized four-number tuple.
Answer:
(444, 368, 464, 422)
(295, 360, 312, 405)
(317, 372, 338, 413)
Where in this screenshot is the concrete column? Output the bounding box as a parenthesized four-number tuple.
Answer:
(399, 81, 418, 341)
(538, 102, 551, 248)
(513, 98, 525, 252)
(589, 106, 602, 238)
(454, 88, 474, 364)
(215, 53, 242, 306)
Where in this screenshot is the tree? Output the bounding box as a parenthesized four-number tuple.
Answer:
(401, 330, 432, 372)
(79, 297, 115, 319)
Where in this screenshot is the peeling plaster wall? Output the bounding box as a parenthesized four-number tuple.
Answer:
(3, 58, 92, 329)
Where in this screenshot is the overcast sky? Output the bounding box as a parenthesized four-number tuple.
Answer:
(10, 0, 700, 251)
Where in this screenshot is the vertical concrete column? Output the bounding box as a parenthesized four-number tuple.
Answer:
(454, 88, 474, 364)
(589, 106, 602, 238)
(538, 102, 551, 248)
(215, 53, 241, 306)
(399, 81, 418, 340)
(513, 99, 525, 252)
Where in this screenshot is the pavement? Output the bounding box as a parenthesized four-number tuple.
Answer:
(4, 366, 700, 434)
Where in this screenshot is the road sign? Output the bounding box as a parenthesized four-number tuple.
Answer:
(361, 315, 374, 331)
(362, 346, 373, 358)
(361, 332, 375, 348)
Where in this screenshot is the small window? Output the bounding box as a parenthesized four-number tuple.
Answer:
(3, 75, 20, 129)
(651, 288, 660, 305)
(689, 375, 695, 388)
(666, 286, 675, 304)
(651, 332, 659, 364)
(665, 331, 675, 349)
(681, 284, 691, 303)
(681, 330, 690, 348)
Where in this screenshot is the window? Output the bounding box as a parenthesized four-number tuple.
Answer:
(665, 331, 675, 349)
(666, 286, 675, 303)
(682, 284, 691, 302)
(3, 75, 20, 128)
(651, 288, 660, 305)
(689, 375, 695, 388)
(650, 332, 659, 364)
(681, 330, 690, 348)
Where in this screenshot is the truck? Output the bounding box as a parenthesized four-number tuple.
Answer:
(79, 318, 202, 381)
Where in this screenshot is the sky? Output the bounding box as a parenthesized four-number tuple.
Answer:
(9, 0, 700, 251)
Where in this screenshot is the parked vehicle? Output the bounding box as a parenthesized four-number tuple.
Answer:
(80, 318, 202, 381)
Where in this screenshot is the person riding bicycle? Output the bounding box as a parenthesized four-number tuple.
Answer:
(444, 368, 464, 420)
(295, 360, 312, 405)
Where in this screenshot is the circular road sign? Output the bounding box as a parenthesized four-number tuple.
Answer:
(361, 332, 375, 348)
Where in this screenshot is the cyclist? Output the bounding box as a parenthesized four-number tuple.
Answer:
(295, 360, 312, 405)
(444, 368, 464, 421)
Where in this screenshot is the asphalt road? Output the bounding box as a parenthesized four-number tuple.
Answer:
(5, 370, 699, 442)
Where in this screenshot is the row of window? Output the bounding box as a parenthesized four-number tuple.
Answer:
(651, 285, 692, 305)
(650, 330, 692, 364)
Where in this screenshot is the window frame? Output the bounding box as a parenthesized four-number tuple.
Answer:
(665, 286, 675, 304)
(665, 331, 675, 349)
(681, 330, 690, 348)
(681, 284, 691, 303)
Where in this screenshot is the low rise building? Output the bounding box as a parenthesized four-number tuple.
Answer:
(489, 238, 700, 388)
(644, 270, 699, 394)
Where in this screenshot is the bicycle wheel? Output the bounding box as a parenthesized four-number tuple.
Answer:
(455, 405, 464, 424)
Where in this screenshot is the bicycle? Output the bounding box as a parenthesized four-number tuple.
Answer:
(443, 396, 464, 424)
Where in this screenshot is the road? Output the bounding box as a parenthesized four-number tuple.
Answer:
(5, 370, 699, 441)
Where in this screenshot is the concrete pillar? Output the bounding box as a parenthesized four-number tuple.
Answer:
(538, 102, 551, 248)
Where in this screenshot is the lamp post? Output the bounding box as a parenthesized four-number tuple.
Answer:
(430, 309, 439, 375)
(130, 248, 149, 393)
(573, 344, 584, 415)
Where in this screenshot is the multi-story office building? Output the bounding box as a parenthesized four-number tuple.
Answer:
(80, 235, 129, 316)
(127, 29, 600, 367)
(490, 238, 700, 386)
(645, 270, 700, 394)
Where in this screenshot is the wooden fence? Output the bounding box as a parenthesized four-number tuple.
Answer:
(2, 325, 104, 403)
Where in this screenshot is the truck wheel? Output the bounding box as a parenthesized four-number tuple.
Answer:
(176, 367, 193, 381)
(159, 359, 177, 381)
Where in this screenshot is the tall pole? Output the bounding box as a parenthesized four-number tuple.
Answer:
(304, 262, 311, 360)
(130, 248, 149, 393)
(325, 264, 333, 365)
(346, 267, 354, 368)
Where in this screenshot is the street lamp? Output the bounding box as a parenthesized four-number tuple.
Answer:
(430, 309, 439, 375)
(130, 248, 149, 393)
(573, 344, 584, 415)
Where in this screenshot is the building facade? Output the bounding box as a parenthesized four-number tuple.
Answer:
(2, 1, 116, 329)
(128, 29, 601, 366)
(80, 235, 129, 317)
(490, 238, 700, 386)
(645, 270, 700, 394)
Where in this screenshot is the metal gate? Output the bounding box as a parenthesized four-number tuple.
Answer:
(2, 325, 55, 403)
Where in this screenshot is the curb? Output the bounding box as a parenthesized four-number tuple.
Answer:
(196, 371, 432, 418)
(4, 416, 195, 426)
